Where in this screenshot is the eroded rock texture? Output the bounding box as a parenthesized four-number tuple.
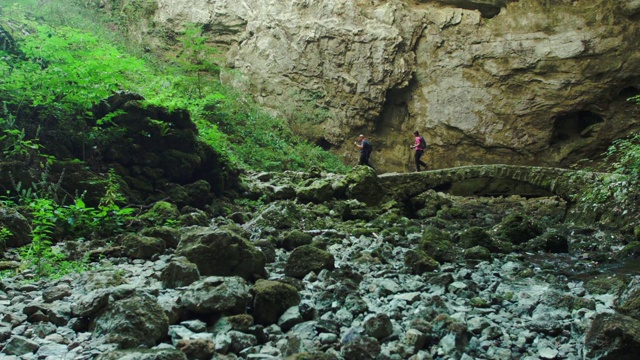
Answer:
(100, 0, 640, 172)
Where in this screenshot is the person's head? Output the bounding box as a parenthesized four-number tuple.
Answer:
(359, 134, 365, 140)
(414, 131, 420, 136)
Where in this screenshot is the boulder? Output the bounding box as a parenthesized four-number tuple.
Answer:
(93, 293, 169, 349)
(345, 166, 384, 206)
(176, 226, 266, 280)
(161, 257, 201, 289)
(139, 226, 181, 248)
(276, 230, 313, 251)
(121, 234, 166, 259)
(0, 205, 31, 248)
(284, 245, 335, 279)
(419, 226, 457, 263)
(617, 287, 640, 320)
(404, 249, 439, 275)
(463, 246, 492, 261)
(493, 213, 542, 245)
(139, 201, 180, 226)
(364, 313, 394, 340)
(180, 276, 252, 315)
(296, 178, 335, 203)
(251, 279, 301, 325)
(585, 312, 640, 359)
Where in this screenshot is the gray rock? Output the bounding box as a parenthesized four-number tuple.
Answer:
(161, 256, 200, 289)
(93, 292, 169, 348)
(176, 226, 266, 280)
(277, 306, 304, 332)
(42, 284, 72, 303)
(1, 335, 40, 356)
(364, 313, 394, 340)
(181, 276, 252, 315)
(227, 330, 258, 354)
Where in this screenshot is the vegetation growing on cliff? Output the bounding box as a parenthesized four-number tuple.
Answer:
(576, 94, 640, 228)
(0, 0, 347, 174)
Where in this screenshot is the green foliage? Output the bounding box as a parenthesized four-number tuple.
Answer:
(19, 197, 88, 279)
(8, 167, 132, 279)
(607, 133, 640, 178)
(175, 23, 220, 99)
(0, 226, 11, 251)
(2, 23, 149, 116)
(577, 132, 640, 225)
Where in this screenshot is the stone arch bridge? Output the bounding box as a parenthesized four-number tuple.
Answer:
(377, 164, 607, 203)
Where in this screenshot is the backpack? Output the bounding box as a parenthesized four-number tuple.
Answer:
(363, 140, 373, 154)
(418, 136, 427, 149)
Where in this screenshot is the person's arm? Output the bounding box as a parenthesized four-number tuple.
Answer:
(410, 137, 418, 149)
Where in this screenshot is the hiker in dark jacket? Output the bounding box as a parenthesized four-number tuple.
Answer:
(354, 134, 373, 167)
(410, 131, 428, 172)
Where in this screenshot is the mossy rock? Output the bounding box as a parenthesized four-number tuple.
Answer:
(0, 205, 32, 248)
(585, 274, 629, 296)
(351, 227, 379, 237)
(522, 230, 568, 253)
(436, 206, 471, 220)
(121, 234, 166, 260)
(618, 288, 640, 320)
(164, 180, 212, 209)
(464, 246, 492, 261)
(493, 213, 542, 245)
(93, 293, 169, 349)
(252, 279, 301, 325)
(139, 201, 180, 226)
(419, 226, 457, 263)
(284, 245, 335, 279)
(458, 227, 493, 250)
(139, 226, 181, 248)
(296, 178, 335, 203)
(176, 226, 266, 280)
(619, 241, 640, 258)
(412, 190, 452, 219)
(249, 201, 304, 230)
(369, 211, 403, 228)
(161, 257, 200, 289)
(584, 312, 640, 359)
(345, 166, 384, 205)
(469, 297, 490, 308)
(404, 249, 439, 275)
(178, 206, 209, 227)
(277, 230, 314, 251)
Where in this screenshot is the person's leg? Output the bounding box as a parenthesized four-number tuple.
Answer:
(360, 154, 367, 166)
(416, 150, 427, 170)
(414, 151, 421, 171)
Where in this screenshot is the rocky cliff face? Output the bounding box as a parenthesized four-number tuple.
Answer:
(99, 0, 640, 172)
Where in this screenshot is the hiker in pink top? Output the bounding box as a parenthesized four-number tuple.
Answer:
(410, 131, 428, 172)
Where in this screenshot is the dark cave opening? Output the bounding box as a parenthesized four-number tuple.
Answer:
(316, 138, 333, 151)
(619, 86, 640, 99)
(550, 110, 604, 146)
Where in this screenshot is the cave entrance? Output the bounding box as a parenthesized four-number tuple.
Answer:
(550, 110, 603, 146)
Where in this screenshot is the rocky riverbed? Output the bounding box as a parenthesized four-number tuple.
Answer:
(2, 168, 640, 359)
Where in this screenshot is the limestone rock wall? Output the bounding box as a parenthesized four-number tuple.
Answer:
(100, 0, 640, 172)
